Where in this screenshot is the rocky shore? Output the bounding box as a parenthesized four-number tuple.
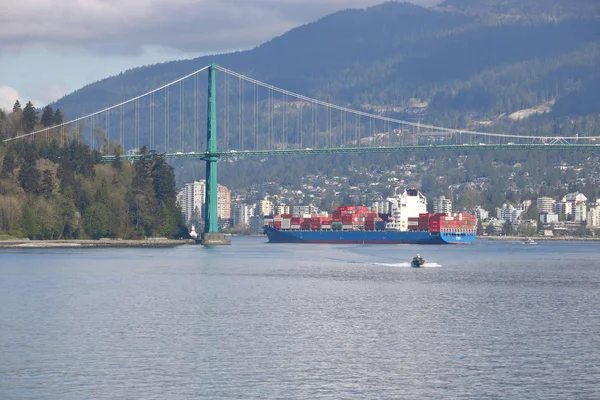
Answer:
(0, 239, 196, 248)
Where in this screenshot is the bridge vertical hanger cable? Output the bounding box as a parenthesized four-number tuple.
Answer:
(252, 84, 258, 150)
(193, 73, 197, 153)
(225, 72, 229, 151)
(167, 87, 170, 152)
(136, 99, 140, 151)
(299, 103, 302, 148)
(180, 81, 183, 153)
(164, 89, 167, 153)
(312, 103, 315, 148)
(120, 105, 123, 151)
(90, 115, 93, 149)
(269, 88, 273, 149)
(150, 93, 154, 151)
(106, 112, 109, 153)
(238, 79, 244, 150)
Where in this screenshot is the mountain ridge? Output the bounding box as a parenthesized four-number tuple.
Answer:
(50, 0, 600, 139)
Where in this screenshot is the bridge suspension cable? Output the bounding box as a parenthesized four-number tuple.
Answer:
(215, 65, 600, 142)
(3, 65, 210, 144)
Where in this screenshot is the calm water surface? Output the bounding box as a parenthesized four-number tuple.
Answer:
(1, 238, 599, 399)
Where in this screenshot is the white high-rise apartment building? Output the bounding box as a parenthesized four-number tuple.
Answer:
(233, 203, 255, 227)
(179, 180, 230, 223)
(259, 198, 274, 216)
(588, 203, 600, 229)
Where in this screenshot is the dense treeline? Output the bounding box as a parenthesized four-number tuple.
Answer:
(0, 138, 185, 240)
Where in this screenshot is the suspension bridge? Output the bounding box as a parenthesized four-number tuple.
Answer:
(3, 63, 600, 244)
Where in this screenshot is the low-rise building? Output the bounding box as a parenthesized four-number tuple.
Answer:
(539, 212, 559, 224)
(475, 206, 489, 221)
(496, 203, 524, 224)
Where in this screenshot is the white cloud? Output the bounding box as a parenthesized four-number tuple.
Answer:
(0, 0, 435, 55)
(0, 86, 19, 111)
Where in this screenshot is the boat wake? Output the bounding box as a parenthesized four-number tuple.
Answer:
(373, 262, 442, 268)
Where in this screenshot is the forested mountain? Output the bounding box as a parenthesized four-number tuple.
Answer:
(49, 0, 600, 125)
(438, 0, 600, 18)
(3, 0, 600, 207)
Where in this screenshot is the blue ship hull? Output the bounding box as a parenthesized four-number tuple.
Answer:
(264, 227, 476, 244)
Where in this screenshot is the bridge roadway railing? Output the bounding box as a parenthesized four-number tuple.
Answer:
(100, 143, 600, 162)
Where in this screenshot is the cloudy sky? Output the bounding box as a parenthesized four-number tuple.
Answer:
(0, 0, 437, 110)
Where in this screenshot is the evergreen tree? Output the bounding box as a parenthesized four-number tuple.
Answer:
(45, 140, 60, 163)
(40, 105, 55, 127)
(40, 170, 54, 199)
(130, 150, 159, 237)
(20, 204, 41, 239)
(12, 100, 21, 113)
(0, 152, 16, 178)
(151, 155, 177, 204)
(84, 202, 112, 239)
(22, 101, 38, 133)
(18, 145, 41, 194)
(53, 109, 64, 125)
(57, 156, 75, 193)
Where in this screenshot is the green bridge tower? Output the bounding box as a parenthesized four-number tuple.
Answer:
(201, 63, 231, 245)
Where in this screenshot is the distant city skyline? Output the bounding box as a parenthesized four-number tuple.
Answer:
(0, 0, 438, 110)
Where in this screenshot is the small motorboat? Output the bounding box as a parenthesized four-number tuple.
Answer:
(411, 254, 425, 268)
(523, 237, 537, 245)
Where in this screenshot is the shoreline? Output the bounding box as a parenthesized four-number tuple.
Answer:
(0, 239, 196, 248)
(479, 236, 600, 242)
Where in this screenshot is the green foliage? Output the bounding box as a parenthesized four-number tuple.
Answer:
(84, 203, 113, 239)
(0, 152, 16, 178)
(502, 221, 515, 236)
(12, 100, 21, 113)
(20, 204, 41, 239)
(40, 170, 54, 199)
(53, 109, 64, 125)
(40, 106, 55, 127)
(22, 101, 38, 133)
(18, 145, 40, 194)
(0, 141, 182, 240)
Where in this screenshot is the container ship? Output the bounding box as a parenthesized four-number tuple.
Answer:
(264, 188, 477, 244)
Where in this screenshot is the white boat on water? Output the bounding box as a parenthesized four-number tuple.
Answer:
(523, 238, 537, 245)
(189, 225, 198, 239)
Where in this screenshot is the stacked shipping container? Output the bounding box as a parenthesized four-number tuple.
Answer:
(265, 207, 476, 233)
